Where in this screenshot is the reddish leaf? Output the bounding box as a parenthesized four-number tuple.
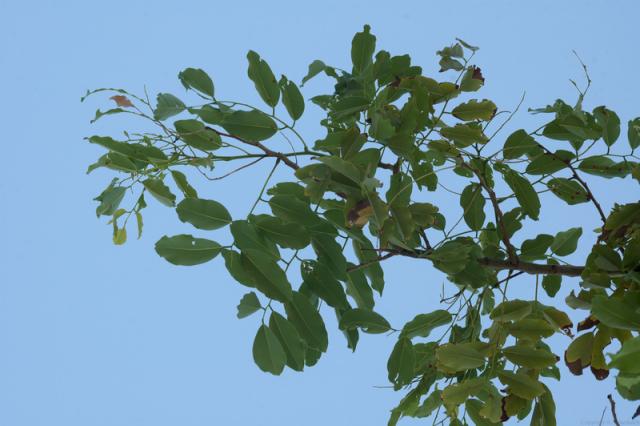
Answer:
(110, 95, 134, 108)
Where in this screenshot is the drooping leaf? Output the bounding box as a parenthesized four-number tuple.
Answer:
(143, 178, 176, 207)
(498, 370, 545, 400)
(593, 106, 620, 146)
(252, 324, 286, 375)
(284, 291, 328, 352)
(387, 338, 415, 387)
(269, 311, 305, 372)
(547, 178, 589, 205)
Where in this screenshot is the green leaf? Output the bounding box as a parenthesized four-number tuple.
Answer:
(221, 110, 278, 142)
(178, 68, 214, 98)
(460, 183, 486, 230)
(345, 267, 375, 310)
(242, 249, 292, 302)
(503, 129, 538, 160)
(400, 310, 452, 340)
(174, 119, 222, 151)
(95, 184, 126, 217)
(269, 311, 305, 372)
(507, 318, 556, 340)
(170, 170, 198, 198)
(155, 234, 221, 266)
(251, 215, 310, 249)
(441, 124, 488, 147)
(135, 211, 143, 239)
(284, 291, 329, 352)
(591, 296, 640, 331)
(154, 93, 185, 121)
(520, 234, 554, 261)
(459, 66, 484, 92)
(530, 387, 556, 426)
(112, 226, 127, 245)
(301, 60, 327, 86)
(221, 249, 255, 287)
(317, 156, 363, 185)
(230, 220, 279, 259)
(593, 106, 620, 146)
(564, 331, 594, 375)
(279, 76, 304, 121)
(351, 24, 376, 74)
(246, 50, 280, 107)
(237, 292, 261, 318)
(547, 178, 589, 205)
(143, 178, 176, 207)
(252, 324, 286, 375)
(502, 345, 558, 369)
(303, 261, 349, 310)
(498, 371, 545, 400)
(311, 235, 348, 281)
(628, 118, 640, 150)
(609, 336, 640, 374)
(339, 308, 391, 334)
(176, 198, 232, 230)
(451, 99, 496, 121)
(491, 300, 533, 322)
(436, 343, 486, 373)
(550, 227, 582, 256)
(387, 338, 415, 386)
(579, 156, 627, 178)
(542, 273, 561, 298)
(525, 151, 573, 175)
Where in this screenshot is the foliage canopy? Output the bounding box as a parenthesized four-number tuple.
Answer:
(83, 25, 640, 425)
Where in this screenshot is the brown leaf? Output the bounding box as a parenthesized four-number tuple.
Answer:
(590, 366, 609, 380)
(347, 200, 373, 228)
(472, 66, 485, 83)
(110, 95, 134, 108)
(577, 315, 600, 332)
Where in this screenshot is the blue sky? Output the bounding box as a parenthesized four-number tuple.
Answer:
(1, 0, 639, 425)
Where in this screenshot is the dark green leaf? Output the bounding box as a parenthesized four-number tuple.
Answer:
(176, 198, 232, 230)
(170, 170, 198, 198)
(339, 308, 391, 334)
(498, 371, 545, 400)
(593, 106, 620, 146)
(251, 215, 310, 249)
(301, 60, 327, 86)
(246, 50, 280, 107)
(155, 234, 221, 266)
(269, 311, 305, 371)
(221, 110, 278, 142)
(400, 310, 452, 339)
(388, 338, 415, 386)
(252, 324, 286, 375)
(351, 24, 376, 74)
(154, 93, 185, 121)
(550, 227, 582, 256)
(284, 291, 329, 352)
(242, 249, 292, 302)
(547, 178, 589, 205)
(460, 183, 486, 230)
(237, 292, 261, 318)
(143, 178, 176, 207)
(279, 76, 304, 121)
(503, 129, 538, 159)
(178, 68, 214, 98)
(174, 119, 222, 151)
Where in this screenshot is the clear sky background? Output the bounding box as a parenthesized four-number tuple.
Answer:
(1, 1, 639, 425)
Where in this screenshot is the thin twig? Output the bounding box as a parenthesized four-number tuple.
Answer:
(607, 394, 621, 426)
